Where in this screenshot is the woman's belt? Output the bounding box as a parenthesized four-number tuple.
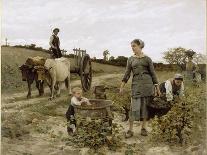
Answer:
(132, 72, 150, 77)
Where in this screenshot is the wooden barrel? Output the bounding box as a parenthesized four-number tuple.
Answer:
(73, 99, 113, 120)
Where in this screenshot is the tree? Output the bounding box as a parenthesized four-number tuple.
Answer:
(163, 47, 188, 70)
(193, 53, 207, 64)
(103, 50, 110, 61)
(115, 56, 128, 66)
(29, 44, 36, 49)
(109, 56, 115, 61)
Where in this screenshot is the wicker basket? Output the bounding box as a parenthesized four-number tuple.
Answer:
(74, 99, 113, 120)
(147, 97, 172, 118)
(147, 97, 172, 109)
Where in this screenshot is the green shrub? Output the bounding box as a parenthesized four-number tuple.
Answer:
(106, 86, 131, 112)
(67, 118, 123, 151)
(150, 86, 205, 145)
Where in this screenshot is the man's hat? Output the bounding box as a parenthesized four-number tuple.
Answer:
(174, 74, 183, 81)
(53, 28, 60, 32)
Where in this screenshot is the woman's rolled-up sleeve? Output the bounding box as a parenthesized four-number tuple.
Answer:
(122, 58, 132, 83)
(148, 57, 158, 84)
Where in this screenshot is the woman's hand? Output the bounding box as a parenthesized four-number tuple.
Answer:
(119, 82, 125, 95)
(119, 87, 124, 94)
(154, 85, 161, 97)
(157, 89, 161, 97)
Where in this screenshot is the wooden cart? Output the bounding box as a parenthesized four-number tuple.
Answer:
(68, 48, 92, 91)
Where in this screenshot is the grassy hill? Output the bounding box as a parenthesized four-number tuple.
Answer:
(1, 47, 125, 93)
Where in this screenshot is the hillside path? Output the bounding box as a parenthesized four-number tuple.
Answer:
(1, 74, 122, 111)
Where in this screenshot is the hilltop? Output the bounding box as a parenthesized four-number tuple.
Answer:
(1, 47, 124, 93)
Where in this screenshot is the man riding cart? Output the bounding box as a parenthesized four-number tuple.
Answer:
(49, 28, 62, 58)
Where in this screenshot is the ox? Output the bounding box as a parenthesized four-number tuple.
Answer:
(19, 64, 44, 98)
(36, 58, 71, 100)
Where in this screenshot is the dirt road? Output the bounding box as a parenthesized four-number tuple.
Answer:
(1, 74, 121, 110)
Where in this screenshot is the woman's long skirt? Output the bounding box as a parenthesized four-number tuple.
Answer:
(129, 97, 151, 121)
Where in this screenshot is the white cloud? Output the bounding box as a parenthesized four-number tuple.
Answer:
(2, 0, 206, 62)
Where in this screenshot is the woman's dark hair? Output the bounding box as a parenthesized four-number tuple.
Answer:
(131, 39, 145, 48)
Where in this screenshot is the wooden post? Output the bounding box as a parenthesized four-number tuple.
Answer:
(74, 48, 77, 66)
(78, 48, 81, 66)
(72, 48, 88, 73)
(5, 38, 8, 46)
(83, 50, 86, 56)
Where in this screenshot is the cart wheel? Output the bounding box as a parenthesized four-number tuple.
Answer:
(80, 54, 92, 91)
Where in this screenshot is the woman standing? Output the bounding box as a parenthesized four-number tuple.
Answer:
(120, 39, 161, 137)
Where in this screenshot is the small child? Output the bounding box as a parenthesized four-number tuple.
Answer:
(66, 87, 90, 134)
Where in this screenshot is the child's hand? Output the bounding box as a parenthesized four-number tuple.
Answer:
(81, 101, 91, 106)
(80, 100, 85, 104)
(86, 102, 92, 106)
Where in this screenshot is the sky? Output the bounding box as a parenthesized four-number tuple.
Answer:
(1, 0, 206, 62)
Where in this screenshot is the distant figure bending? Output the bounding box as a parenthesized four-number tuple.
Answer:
(49, 28, 62, 58)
